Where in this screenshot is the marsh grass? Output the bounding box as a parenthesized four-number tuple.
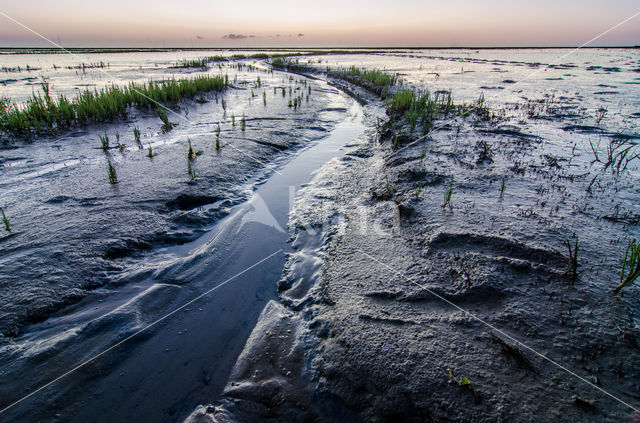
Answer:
(448, 369, 480, 403)
(443, 177, 454, 210)
(603, 134, 639, 174)
(65, 61, 107, 71)
(115, 132, 125, 152)
(544, 154, 563, 169)
(390, 88, 454, 136)
(156, 107, 173, 131)
(595, 107, 608, 125)
(174, 58, 208, 68)
(478, 140, 493, 162)
(100, 132, 109, 151)
(187, 138, 197, 160)
(271, 58, 396, 99)
(415, 181, 423, 199)
(0, 75, 227, 138)
(615, 240, 640, 293)
(564, 239, 579, 286)
(241, 113, 246, 132)
(147, 145, 156, 157)
(174, 55, 228, 68)
(187, 158, 198, 182)
(329, 66, 397, 98)
(0, 207, 10, 231)
(106, 157, 118, 184)
(133, 125, 142, 149)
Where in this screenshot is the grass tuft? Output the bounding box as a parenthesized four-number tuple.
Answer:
(187, 158, 198, 182)
(100, 131, 109, 151)
(156, 107, 172, 131)
(0, 207, 10, 231)
(133, 125, 141, 148)
(615, 240, 640, 293)
(443, 177, 454, 210)
(564, 239, 579, 286)
(106, 157, 118, 184)
(448, 369, 480, 403)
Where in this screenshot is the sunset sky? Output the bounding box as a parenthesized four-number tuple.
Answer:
(0, 0, 639, 47)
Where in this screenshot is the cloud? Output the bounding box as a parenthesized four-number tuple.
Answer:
(222, 33, 256, 40)
(297, 33, 304, 37)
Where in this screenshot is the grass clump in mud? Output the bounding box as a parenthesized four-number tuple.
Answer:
(174, 58, 208, 68)
(448, 369, 481, 403)
(443, 177, 454, 210)
(0, 75, 227, 138)
(271, 58, 396, 99)
(187, 158, 198, 183)
(156, 107, 173, 131)
(389, 88, 454, 136)
(173, 55, 229, 68)
(329, 66, 397, 98)
(187, 138, 202, 159)
(99, 131, 109, 151)
(0, 207, 10, 232)
(133, 125, 142, 149)
(614, 240, 640, 293)
(215, 124, 221, 150)
(414, 181, 423, 199)
(106, 157, 118, 184)
(564, 239, 579, 286)
(603, 134, 639, 174)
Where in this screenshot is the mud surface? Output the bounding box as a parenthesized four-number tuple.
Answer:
(1, 49, 639, 422)
(0, 57, 365, 422)
(188, 52, 640, 422)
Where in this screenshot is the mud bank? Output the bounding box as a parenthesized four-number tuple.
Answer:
(0, 62, 372, 422)
(186, 77, 640, 422)
(0, 63, 340, 340)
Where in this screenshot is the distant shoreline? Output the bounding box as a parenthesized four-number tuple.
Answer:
(0, 46, 638, 55)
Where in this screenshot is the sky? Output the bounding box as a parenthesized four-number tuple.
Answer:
(0, 0, 638, 47)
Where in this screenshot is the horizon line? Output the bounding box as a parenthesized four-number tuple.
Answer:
(1, 45, 639, 53)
